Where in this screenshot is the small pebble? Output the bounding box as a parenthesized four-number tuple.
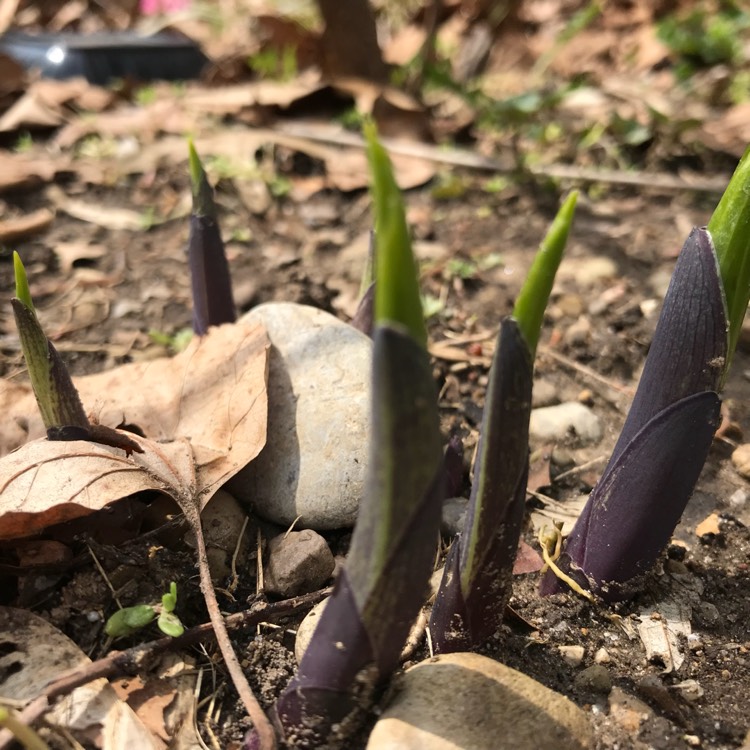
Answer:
(731, 443, 750, 480)
(594, 648, 611, 664)
(530, 402, 603, 445)
(559, 645, 585, 667)
(441, 497, 468, 538)
(264, 529, 335, 597)
(574, 665, 611, 694)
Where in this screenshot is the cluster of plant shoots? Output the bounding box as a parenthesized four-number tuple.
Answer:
(10, 126, 750, 749)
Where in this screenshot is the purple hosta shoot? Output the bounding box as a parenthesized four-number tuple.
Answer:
(187, 140, 236, 335)
(246, 125, 443, 748)
(12, 252, 142, 454)
(542, 147, 750, 601)
(430, 192, 578, 652)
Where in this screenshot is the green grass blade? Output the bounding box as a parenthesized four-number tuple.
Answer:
(512, 191, 578, 356)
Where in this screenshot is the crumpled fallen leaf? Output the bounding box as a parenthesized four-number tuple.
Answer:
(111, 654, 198, 746)
(0, 207, 54, 242)
(636, 598, 691, 673)
(0, 321, 269, 539)
(0, 606, 163, 748)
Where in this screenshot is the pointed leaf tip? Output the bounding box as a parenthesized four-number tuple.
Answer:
(513, 190, 578, 356)
(187, 139, 214, 218)
(365, 122, 427, 347)
(707, 145, 750, 373)
(13, 251, 34, 311)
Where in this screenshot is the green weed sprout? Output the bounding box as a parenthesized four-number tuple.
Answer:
(0, 706, 49, 750)
(105, 582, 184, 639)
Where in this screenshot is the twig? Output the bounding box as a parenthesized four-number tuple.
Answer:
(182, 496, 275, 750)
(276, 122, 731, 194)
(0, 588, 331, 750)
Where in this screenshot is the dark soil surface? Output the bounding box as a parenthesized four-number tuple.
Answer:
(3, 168, 750, 750)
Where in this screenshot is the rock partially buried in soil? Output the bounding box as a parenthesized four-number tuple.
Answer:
(228, 303, 371, 530)
(366, 652, 593, 750)
(264, 529, 335, 597)
(184, 489, 250, 584)
(529, 402, 602, 445)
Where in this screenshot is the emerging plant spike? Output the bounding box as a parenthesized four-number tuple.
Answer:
(430, 192, 577, 652)
(187, 140, 236, 335)
(542, 147, 750, 600)
(11, 252, 142, 455)
(246, 124, 444, 748)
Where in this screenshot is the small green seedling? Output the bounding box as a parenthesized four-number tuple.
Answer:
(105, 582, 184, 639)
(0, 705, 49, 750)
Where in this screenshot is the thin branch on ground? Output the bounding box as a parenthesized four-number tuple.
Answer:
(0, 587, 331, 750)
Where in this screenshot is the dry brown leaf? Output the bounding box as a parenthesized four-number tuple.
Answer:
(0, 321, 269, 537)
(0, 151, 66, 193)
(53, 242, 107, 273)
(182, 69, 324, 113)
(0, 207, 54, 242)
(0, 436, 195, 539)
(0, 607, 163, 748)
(636, 599, 691, 673)
(701, 103, 750, 158)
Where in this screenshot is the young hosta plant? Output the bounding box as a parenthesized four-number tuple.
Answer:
(246, 126, 444, 748)
(11, 252, 142, 455)
(541, 147, 750, 601)
(430, 192, 578, 652)
(188, 141, 236, 334)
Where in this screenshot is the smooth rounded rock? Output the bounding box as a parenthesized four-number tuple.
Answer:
(228, 303, 371, 530)
(184, 489, 250, 583)
(264, 529, 335, 597)
(295, 597, 328, 663)
(731, 443, 750, 480)
(366, 652, 593, 750)
(530, 402, 602, 445)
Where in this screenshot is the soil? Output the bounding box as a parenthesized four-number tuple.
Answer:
(3, 168, 750, 750)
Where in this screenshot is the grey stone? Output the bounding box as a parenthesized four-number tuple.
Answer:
(441, 496, 468, 537)
(367, 653, 593, 750)
(264, 529, 335, 597)
(228, 303, 371, 530)
(530, 402, 602, 445)
(532, 378, 559, 408)
(574, 664, 612, 695)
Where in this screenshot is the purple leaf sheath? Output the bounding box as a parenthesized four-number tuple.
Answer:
(430, 318, 532, 651)
(246, 324, 444, 748)
(541, 228, 726, 600)
(188, 165, 235, 335)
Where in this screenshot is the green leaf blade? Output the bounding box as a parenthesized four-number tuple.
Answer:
(365, 122, 427, 348)
(512, 191, 578, 356)
(13, 251, 33, 311)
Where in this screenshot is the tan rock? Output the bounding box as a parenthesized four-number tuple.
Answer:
(367, 652, 593, 750)
(732, 443, 750, 480)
